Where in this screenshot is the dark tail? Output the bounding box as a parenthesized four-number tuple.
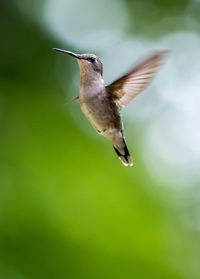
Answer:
(113, 137, 133, 167)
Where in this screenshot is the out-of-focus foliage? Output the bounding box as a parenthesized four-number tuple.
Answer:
(0, 1, 200, 278)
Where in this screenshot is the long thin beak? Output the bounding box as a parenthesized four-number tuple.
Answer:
(52, 48, 81, 59)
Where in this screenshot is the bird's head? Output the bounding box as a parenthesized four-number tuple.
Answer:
(53, 48, 103, 77)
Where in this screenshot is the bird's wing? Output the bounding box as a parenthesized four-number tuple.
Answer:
(106, 51, 167, 109)
(68, 96, 79, 103)
(63, 96, 79, 106)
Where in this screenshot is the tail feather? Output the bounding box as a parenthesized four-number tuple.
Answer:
(105, 130, 133, 166)
(113, 137, 133, 167)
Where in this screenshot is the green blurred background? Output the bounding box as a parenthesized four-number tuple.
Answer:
(1, 0, 200, 278)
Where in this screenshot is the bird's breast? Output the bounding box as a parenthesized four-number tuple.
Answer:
(79, 87, 121, 132)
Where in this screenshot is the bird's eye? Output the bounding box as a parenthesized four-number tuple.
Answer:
(89, 57, 96, 63)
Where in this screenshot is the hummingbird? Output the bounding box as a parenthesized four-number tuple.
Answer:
(53, 48, 166, 166)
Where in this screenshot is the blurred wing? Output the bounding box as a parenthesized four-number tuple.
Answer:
(62, 96, 79, 106)
(106, 51, 167, 109)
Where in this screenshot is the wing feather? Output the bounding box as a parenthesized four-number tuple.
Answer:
(106, 51, 167, 108)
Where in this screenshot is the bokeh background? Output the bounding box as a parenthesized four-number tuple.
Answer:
(1, 0, 200, 278)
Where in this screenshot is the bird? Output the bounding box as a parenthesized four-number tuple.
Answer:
(53, 48, 167, 166)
